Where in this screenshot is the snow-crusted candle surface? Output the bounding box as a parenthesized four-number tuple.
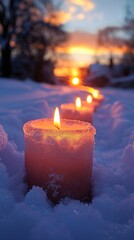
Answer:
(60, 103, 94, 124)
(23, 119, 96, 203)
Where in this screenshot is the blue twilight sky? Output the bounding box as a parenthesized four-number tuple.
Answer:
(60, 0, 128, 33)
(54, 0, 133, 68)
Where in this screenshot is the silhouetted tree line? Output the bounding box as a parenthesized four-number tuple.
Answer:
(122, 2, 134, 69)
(0, 0, 67, 83)
(97, 1, 134, 76)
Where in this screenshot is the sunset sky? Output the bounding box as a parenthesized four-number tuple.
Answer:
(63, 0, 127, 33)
(54, 0, 130, 74)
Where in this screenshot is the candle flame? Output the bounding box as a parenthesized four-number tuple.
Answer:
(87, 95, 92, 103)
(76, 97, 81, 108)
(92, 90, 99, 98)
(54, 107, 60, 129)
(72, 77, 80, 86)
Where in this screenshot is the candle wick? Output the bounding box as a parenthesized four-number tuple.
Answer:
(55, 125, 60, 130)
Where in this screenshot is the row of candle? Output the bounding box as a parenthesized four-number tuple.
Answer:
(61, 90, 103, 124)
(23, 89, 104, 203)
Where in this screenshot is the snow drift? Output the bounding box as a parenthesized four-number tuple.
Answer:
(0, 78, 134, 240)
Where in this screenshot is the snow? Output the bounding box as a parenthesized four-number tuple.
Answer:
(111, 74, 134, 83)
(0, 78, 134, 240)
(87, 64, 134, 88)
(87, 63, 110, 80)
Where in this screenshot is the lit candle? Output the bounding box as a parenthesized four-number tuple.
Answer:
(71, 77, 80, 86)
(61, 97, 94, 124)
(23, 108, 96, 203)
(91, 90, 104, 104)
(85, 89, 104, 111)
(86, 94, 98, 112)
(86, 95, 92, 104)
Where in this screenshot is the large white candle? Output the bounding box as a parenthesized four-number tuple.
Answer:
(23, 108, 96, 203)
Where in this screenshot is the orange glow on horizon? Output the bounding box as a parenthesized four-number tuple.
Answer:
(56, 45, 126, 56)
(54, 107, 60, 129)
(55, 44, 128, 78)
(71, 68, 79, 77)
(54, 67, 70, 77)
(68, 46, 95, 55)
(55, 46, 127, 75)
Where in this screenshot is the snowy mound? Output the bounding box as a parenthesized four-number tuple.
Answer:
(0, 125, 8, 151)
(0, 78, 134, 240)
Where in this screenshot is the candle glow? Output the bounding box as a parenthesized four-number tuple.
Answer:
(92, 90, 99, 99)
(54, 107, 60, 129)
(72, 77, 80, 86)
(87, 95, 92, 103)
(76, 97, 81, 108)
(61, 96, 93, 124)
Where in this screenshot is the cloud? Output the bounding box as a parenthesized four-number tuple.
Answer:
(69, 0, 95, 11)
(69, 6, 76, 13)
(45, 0, 95, 25)
(45, 10, 73, 25)
(76, 13, 85, 20)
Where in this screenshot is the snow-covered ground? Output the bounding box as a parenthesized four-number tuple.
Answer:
(0, 78, 134, 240)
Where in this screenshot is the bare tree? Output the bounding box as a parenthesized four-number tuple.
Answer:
(98, 26, 125, 53)
(122, 1, 134, 67)
(0, 0, 21, 77)
(0, 0, 67, 83)
(97, 1, 134, 72)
